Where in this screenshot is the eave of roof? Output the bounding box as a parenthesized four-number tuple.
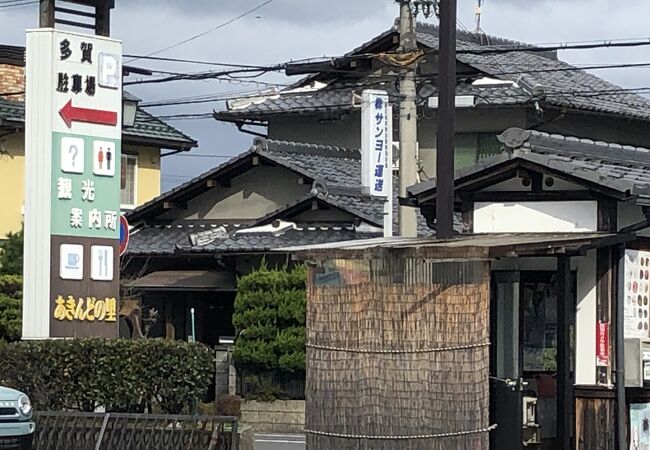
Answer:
(126, 138, 363, 223)
(0, 98, 197, 151)
(215, 23, 650, 124)
(406, 128, 650, 205)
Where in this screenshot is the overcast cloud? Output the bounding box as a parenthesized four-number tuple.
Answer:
(2, 0, 648, 191)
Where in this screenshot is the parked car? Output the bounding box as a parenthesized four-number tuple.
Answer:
(0, 387, 34, 450)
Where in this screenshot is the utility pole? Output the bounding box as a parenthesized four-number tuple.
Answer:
(436, 0, 457, 239)
(397, 1, 419, 237)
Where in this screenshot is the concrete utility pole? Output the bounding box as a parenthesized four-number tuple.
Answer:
(436, 0, 457, 239)
(397, 1, 419, 237)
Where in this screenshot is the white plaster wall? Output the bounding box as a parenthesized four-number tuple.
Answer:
(575, 251, 597, 385)
(473, 201, 598, 233)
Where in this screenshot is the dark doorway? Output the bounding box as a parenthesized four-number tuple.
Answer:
(490, 270, 576, 450)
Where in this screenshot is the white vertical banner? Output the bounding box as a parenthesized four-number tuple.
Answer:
(361, 90, 393, 236)
(361, 90, 391, 197)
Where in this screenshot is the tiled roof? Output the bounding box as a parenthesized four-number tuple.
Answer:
(215, 23, 650, 123)
(407, 127, 650, 202)
(0, 98, 196, 150)
(127, 138, 437, 235)
(126, 222, 377, 256)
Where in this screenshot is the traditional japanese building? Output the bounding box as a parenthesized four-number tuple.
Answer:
(122, 138, 435, 342)
(286, 127, 650, 450)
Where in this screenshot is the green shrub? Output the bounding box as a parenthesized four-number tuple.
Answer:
(233, 264, 306, 377)
(0, 338, 214, 414)
(0, 274, 22, 342)
(0, 228, 23, 276)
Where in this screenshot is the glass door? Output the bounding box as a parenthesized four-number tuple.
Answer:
(490, 271, 523, 450)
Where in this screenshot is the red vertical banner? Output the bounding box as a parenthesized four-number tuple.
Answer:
(596, 321, 609, 367)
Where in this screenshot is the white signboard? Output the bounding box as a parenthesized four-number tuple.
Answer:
(624, 250, 650, 339)
(23, 29, 122, 339)
(361, 90, 391, 198)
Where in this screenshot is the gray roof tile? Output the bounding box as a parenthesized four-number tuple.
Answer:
(127, 222, 377, 256)
(216, 23, 650, 123)
(408, 128, 650, 201)
(127, 138, 438, 236)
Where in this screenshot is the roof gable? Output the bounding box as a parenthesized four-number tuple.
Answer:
(126, 138, 365, 223)
(407, 128, 650, 205)
(215, 23, 650, 124)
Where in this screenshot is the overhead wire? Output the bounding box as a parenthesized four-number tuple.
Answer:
(125, 0, 274, 63)
(0, 0, 37, 9)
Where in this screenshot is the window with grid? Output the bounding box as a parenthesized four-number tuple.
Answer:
(120, 154, 137, 208)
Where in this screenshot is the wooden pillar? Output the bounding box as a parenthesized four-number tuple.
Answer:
(94, 0, 111, 37)
(164, 299, 175, 340)
(39, 0, 55, 28)
(614, 245, 626, 450)
(557, 255, 574, 450)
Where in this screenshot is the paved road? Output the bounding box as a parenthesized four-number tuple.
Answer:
(254, 433, 306, 450)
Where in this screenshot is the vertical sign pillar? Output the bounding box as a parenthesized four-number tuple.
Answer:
(361, 90, 393, 237)
(23, 29, 122, 339)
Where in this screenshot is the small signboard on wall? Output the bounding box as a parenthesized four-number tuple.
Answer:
(630, 403, 650, 450)
(623, 250, 650, 339)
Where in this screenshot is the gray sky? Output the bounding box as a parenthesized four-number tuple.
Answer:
(2, 0, 649, 191)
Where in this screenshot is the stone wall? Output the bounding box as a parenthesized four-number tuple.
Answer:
(0, 64, 25, 100)
(240, 400, 305, 434)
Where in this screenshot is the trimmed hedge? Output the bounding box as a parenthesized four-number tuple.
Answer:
(0, 338, 214, 413)
(0, 274, 22, 342)
(233, 264, 306, 373)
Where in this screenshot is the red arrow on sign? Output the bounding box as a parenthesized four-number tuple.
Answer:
(59, 99, 118, 128)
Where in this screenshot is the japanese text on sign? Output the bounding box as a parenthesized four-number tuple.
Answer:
(53, 295, 117, 322)
(361, 90, 391, 198)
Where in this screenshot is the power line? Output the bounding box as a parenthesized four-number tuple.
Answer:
(126, 0, 274, 63)
(122, 54, 274, 69)
(166, 153, 234, 158)
(147, 84, 650, 123)
(123, 66, 286, 86)
(0, 0, 37, 9)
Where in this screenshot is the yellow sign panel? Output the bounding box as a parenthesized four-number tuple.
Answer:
(53, 295, 117, 322)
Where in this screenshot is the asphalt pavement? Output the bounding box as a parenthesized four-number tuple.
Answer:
(254, 433, 306, 450)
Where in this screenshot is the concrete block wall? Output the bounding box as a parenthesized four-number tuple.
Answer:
(0, 64, 25, 100)
(240, 400, 305, 434)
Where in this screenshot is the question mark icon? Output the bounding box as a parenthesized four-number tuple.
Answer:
(69, 144, 78, 167)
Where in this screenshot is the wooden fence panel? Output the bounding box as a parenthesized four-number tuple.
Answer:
(575, 397, 616, 450)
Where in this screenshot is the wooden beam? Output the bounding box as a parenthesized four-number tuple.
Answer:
(464, 190, 601, 202)
(94, 0, 111, 36)
(597, 199, 618, 232)
(557, 255, 574, 450)
(39, 0, 55, 28)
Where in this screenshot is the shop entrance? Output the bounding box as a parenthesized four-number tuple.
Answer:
(490, 270, 575, 450)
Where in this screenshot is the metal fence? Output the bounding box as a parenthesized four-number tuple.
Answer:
(32, 412, 238, 450)
(236, 367, 305, 400)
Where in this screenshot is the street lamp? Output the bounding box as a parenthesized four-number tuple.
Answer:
(122, 91, 140, 128)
